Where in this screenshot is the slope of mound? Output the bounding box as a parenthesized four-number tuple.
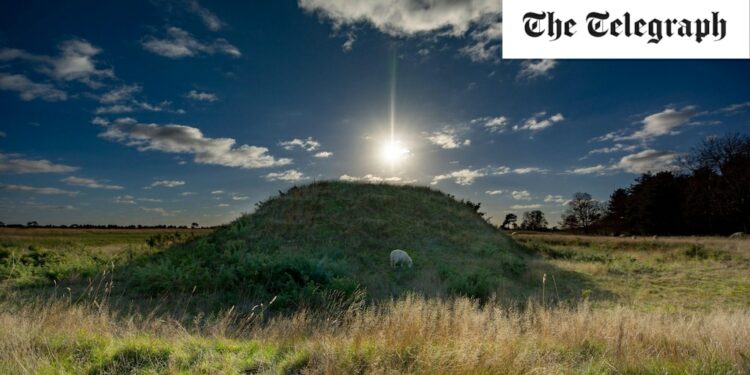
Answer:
(128, 181, 529, 307)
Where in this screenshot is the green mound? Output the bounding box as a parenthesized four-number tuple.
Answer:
(128, 181, 529, 307)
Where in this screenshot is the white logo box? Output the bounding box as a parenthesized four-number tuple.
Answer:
(503, 0, 750, 59)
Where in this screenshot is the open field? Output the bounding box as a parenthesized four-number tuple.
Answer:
(1, 227, 749, 373)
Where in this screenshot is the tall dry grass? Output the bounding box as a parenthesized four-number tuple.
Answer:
(1, 294, 748, 374)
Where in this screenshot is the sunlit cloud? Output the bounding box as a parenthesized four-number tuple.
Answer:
(431, 168, 486, 186)
(142, 27, 241, 59)
(0, 73, 67, 101)
(61, 176, 123, 190)
(0, 183, 78, 196)
(279, 137, 320, 152)
(426, 126, 471, 149)
(472, 116, 508, 133)
(510, 204, 542, 210)
(518, 59, 557, 80)
(186, 90, 218, 102)
(485, 190, 503, 195)
(511, 190, 531, 200)
(513, 112, 564, 132)
(150, 180, 185, 188)
(187, 0, 224, 31)
(299, 0, 502, 62)
(264, 169, 308, 182)
(313, 151, 333, 158)
(0, 39, 114, 88)
(99, 118, 292, 169)
(0, 153, 78, 174)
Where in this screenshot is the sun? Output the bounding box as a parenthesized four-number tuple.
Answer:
(381, 139, 410, 165)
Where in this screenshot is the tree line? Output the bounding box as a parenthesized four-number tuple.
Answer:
(502, 133, 750, 235)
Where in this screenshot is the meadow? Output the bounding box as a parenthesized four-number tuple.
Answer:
(1, 226, 748, 374)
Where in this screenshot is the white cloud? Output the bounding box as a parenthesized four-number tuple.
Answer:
(340, 174, 408, 184)
(0, 153, 78, 174)
(510, 204, 542, 210)
(99, 84, 141, 103)
(0, 73, 67, 101)
(460, 15, 503, 62)
(180, 191, 196, 196)
(279, 137, 321, 152)
(217, 203, 230, 207)
(95, 104, 135, 114)
(472, 116, 508, 133)
(426, 126, 471, 149)
(299, 0, 502, 61)
(211, 190, 224, 194)
(431, 168, 486, 186)
(138, 198, 162, 203)
(513, 112, 564, 132)
(264, 169, 308, 182)
(313, 151, 333, 158)
(485, 190, 503, 195)
(231, 195, 249, 201)
(491, 166, 548, 175)
(186, 90, 218, 102)
(91, 117, 110, 126)
(621, 106, 699, 142)
(95, 100, 182, 115)
(0, 39, 114, 88)
(142, 27, 241, 59)
(570, 149, 682, 175)
(567, 165, 608, 175)
(61, 176, 123, 190)
(299, 0, 501, 37)
(512, 167, 548, 174)
(0, 183, 77, 196)
(113, 195, 136, 204)
(140, 207, 177, 216)
(99, 118, 292, 169)
(518, 59, 557, 80)
(614, 149, 682, 174)
(188, 0, 224, 31)
(511, 190, 531, 200)
(150, 180, 185, 188)
(587, 143, 638, 155)
(718, 102, 750, 114)
(544, 195, 567, 204)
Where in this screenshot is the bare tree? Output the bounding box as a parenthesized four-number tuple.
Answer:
(521, 210, 548, 231)
(562, 192, 603, 234)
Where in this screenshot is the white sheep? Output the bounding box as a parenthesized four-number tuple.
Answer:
(390, 249, 413, 268)
(729, 232, 746, 239)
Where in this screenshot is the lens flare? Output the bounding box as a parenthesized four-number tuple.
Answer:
(381, 140, 410, 165)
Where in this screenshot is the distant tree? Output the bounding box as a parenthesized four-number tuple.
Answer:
(688, 133, 750, 233)
(191, 222, 200, 229)
(26, 221, 39, 227)
(626, 172, 686, 235)
(562, 192, 603, 234)
(520, 210, 548, 231)
(501, 213, 517, 230)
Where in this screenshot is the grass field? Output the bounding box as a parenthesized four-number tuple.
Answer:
(1, 227, 749, 373)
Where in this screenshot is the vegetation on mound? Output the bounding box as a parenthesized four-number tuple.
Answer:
(125, 181, 529, 307)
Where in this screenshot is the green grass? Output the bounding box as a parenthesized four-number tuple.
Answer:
(515, 233, 750, 310)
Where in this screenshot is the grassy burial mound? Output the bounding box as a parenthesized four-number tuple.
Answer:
(128, 181, 530, 307)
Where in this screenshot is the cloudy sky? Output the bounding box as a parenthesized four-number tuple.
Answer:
(1, 0, 749, 226)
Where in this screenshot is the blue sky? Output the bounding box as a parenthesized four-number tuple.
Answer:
(1, 0, 749, 226)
